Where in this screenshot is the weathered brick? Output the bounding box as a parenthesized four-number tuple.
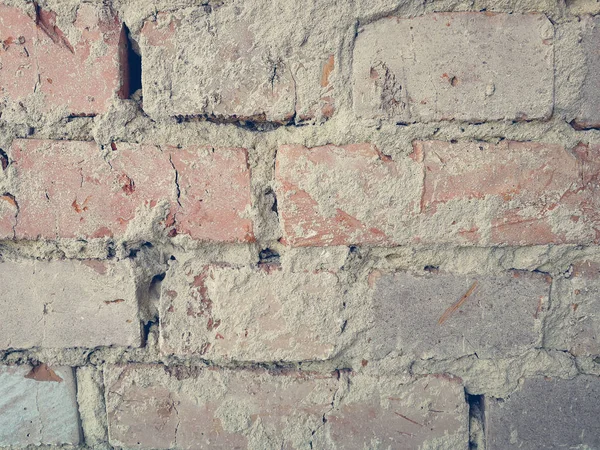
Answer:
(546, 261, 600, 357)
(353, 13, 553, 123)
(0, 259, 140, 349)
(139, 7, 335, 122)
(314, 375, 469, 449)
(106, 366, 469, 449)
(0, 3, 127, 115)
(370, 270, 550, 359)
(0, 364, 81, 446)
(160, 263, 348, 361)
(275, 143, 420, 246)
(168, 146, 254, 242)
(105, 364, 339, 449)
(573, 16, 600, 128)
(0, 194, 17, 237)
(415, 141, 600, 245)
(487, 376, 600, 449)
(276, 141, 600, 246)
(2, 139, 253, 241)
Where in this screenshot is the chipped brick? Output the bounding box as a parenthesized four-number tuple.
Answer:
(354, 13, 554, 123)
(0, 3, 127, 115)
(0, 365, 81, 446)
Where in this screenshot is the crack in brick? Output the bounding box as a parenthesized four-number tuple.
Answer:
(168, 154, 182, 207)
(309, 370, 347, 448)
(34, 2, 75, 54)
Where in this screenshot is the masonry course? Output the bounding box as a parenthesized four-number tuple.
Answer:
(0, 0, 599, 448)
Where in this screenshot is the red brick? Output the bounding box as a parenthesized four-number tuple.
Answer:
(2, 139, 253, 241)
(487, 376, 600, 449)
(416, 141, 600, 245)
(276, 141, 600, 246)
(105, 366, 469, 449)
(276, 143, 415, 246)
(0, 3, 127, 115)
(0, 194, 17, 238)
(105, 365, 339, 449)
(168, 146, 254, 242)
(159, 264, 348, 361)
(546, 261, 600, 357)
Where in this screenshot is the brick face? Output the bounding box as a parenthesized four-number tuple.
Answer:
(370, 270, 550, 359)
(105, 366, 469, 450)
(276, 141, 600, 246)
(0, 3, 127, 115)
(160, 264, 349, 361)
(353, 13, 554, 123)
(276, 143, 419, 246)
(0, 365, 81, 446)
(317, 375, 469, 449)
(139, 8, 335, 122)
(574, 16, 600, 129)
(2, 3, 600, 449)
(487, 376, 600, 449)
(0, 259, 141, 349)
(3, 139, 253, 242)
(546, 261, 600, 357)
(415, 140, 600, 245)
(105, 365, 339, 449)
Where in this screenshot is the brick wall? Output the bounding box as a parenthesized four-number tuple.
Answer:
(0, 0, 599, 448)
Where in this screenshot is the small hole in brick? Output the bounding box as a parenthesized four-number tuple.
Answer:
(424, 265, 439, 273)
(124, 24, 142, 98)
(150, 272, 166, 300)
(0, 149, 8, 170)
(265, 187, 278, 214)
(259, 248, 280, 264)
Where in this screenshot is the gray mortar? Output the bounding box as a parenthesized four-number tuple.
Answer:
(0, 0, 600, 448)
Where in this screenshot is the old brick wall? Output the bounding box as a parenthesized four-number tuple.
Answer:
(0, 0, 599, 448)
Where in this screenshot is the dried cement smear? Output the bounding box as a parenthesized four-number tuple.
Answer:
(0, 0, 600, 449)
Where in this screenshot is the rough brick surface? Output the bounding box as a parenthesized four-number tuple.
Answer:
(276, 143, 420, 246)
(105, 365, 339, 449)
(168, 146, 254, 242)
(276, 141, 600, 246)
(0, 3, 126, 115)
(0, 365, 81, 446)
(139, 5, 335, 122)
(105, 365, 469, 449)
(353, 13, 554, 123)
(316, 375, 469, 449)
(0, 259, 140, 349)
(160, 264, 349, 361)
(415, 141, 600, 245)
(370, 270, 549, 359)
(2, 1, 600, 447)
(487, 376, 600, 449)
(2, 139, 253, 241)
(574, 16, 600, 128)
(546, 261, 600, 356)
